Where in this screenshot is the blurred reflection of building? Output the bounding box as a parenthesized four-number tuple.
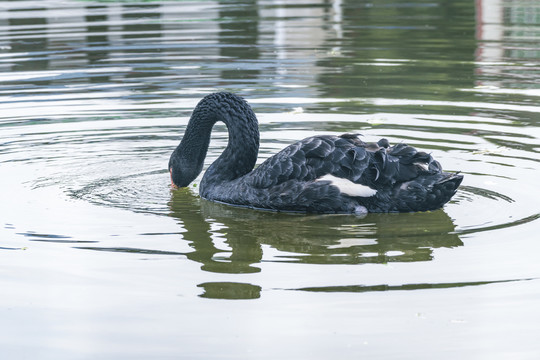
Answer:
(259, 0, 343, 97)
(475, 0, 540, 88)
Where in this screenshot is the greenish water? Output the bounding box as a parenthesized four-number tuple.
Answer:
(1, 1, 539, 359)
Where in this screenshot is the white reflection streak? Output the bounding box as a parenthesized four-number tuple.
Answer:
(274, 0, 287, 67)
(475, 0, 504, 87)
(332, 0, 343, 46)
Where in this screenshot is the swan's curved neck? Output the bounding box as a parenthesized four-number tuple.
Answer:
(169, 93, 259, 189)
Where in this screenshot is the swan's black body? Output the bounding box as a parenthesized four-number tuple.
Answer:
(169, 92, 463, 213)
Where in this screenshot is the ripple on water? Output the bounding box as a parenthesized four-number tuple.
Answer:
(69, 169, 173, 215)
(63, 147, 537, 248)
(4, 104, 534, 240)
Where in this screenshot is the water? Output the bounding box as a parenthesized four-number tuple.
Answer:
(1, 0, 539, 358)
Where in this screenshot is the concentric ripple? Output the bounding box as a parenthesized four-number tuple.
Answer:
(69, 169, 172, 214)
(15, 105, 532, 240)
(1, 0, 539, 282)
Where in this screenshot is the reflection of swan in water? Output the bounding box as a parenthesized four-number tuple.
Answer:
(168, 189, 463, 299)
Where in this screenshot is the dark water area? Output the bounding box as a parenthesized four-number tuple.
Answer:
(1, 1, 539, 359)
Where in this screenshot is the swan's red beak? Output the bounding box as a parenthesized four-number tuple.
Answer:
(170, 169, 178, 189)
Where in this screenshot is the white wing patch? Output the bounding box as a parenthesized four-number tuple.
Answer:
(414, 162, 429, 171)
(317, 174, 377, 197)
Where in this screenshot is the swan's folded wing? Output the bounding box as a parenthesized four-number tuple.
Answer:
(247, 135, 371, 189)
(363, 143, 443, 188)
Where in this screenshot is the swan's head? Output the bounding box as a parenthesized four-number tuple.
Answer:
(168, 148, 203, 188)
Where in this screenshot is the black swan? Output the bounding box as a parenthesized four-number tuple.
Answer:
(169, 92, 463, 214)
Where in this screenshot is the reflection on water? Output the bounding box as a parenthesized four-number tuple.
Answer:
(170, 189, 463, 268)
(167, 189, 463, 298)
(198, 282, 262, 300)
(295, 278, 532, 293)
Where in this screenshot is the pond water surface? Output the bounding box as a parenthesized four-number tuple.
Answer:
(1, 1, 540, 359)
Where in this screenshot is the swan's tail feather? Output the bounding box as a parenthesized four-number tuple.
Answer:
(389, 172, 464, 212)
